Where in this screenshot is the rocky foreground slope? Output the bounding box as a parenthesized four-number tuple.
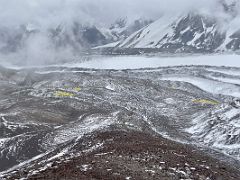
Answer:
(1, 64, 240, 179)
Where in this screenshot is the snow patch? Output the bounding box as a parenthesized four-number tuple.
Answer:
(59, 54, 240, 70)
(160, 75, 240, 98)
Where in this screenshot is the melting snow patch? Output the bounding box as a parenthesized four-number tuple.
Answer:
(164, 98, 176, 105)
(0, 138, 8, 146)
(106, 84, 115, 91)
(79, 164, 92, 172)
(45, 114, 115, 147)
(47, 147, 70, 161)
(145, 169, 155, 174)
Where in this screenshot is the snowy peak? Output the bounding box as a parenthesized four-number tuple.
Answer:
(108, 18, 153, 41)
(117, 14, 180, 48)
(163, 13, 225, 52)
(0, 18, 153, 55)
(116, 13, 225, 52)
(113, 10, 240, 53)
(98, 1, 240, 53)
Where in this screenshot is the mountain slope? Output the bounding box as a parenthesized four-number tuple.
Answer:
(0, 17, 152, 56)
(107, 1, 240, 53)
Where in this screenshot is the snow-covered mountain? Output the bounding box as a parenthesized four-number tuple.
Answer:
(107, 0, 240, 53)
(0, 17, 152, 56)
(2, 1, 240, 55)
(107, 18, 153, 41)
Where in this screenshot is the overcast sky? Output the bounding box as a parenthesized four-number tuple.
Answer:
(0, 0, 226, 28)
(0, 0, 238, 66)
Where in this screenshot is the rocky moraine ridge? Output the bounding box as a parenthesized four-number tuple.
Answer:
(1, 64, 240, 179)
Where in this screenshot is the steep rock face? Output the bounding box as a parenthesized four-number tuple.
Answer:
(225, 30, 240, 51)
(108, 18, 153, 41)
(165, 14, 225, 52)
(159, 13, 225, 52)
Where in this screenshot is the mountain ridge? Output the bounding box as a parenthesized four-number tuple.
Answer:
(100, 1, 240, 53)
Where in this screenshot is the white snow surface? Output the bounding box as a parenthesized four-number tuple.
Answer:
(43, 112, 116, 148)
(209, 76, 240, 86)
(1, 54, 240, 70)
(159, 75, 240, 98)
(206, 68, 240, 76)
(119, 14, 180, 48)
(186, 104, 240, 160)
(59, 54, 240, 70)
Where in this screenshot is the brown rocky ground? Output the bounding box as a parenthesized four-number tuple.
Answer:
(6, 129, 240, 180)
(2, 65, 240, 180)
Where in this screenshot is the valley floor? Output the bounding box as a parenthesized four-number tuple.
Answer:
(1, 60, 240, 179)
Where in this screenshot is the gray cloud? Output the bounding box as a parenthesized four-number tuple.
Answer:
(0, 0, 225, 27)
(0, 0, 238, 66)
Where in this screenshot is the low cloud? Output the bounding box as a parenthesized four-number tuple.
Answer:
(0, 0, 226, 27)
(0, 0, 239, 66)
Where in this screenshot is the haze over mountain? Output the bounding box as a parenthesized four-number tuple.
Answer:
(106, 0, 240, 53)
(0, 0, 239, 65)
